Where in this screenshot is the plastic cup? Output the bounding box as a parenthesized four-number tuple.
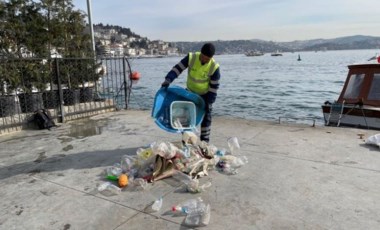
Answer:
(227, 137, 240, 154)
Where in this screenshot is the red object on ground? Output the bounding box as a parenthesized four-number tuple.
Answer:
(377, 56, 380, 63)
(131, 71, 141, 80)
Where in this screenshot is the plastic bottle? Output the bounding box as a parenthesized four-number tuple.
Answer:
(120, 155, 135, 173)
(151, 197, 163, 212)
(172, 197, 210, 226)
(105, 164, 122, 180)
(172, 205, 187, 214)
(216, 148, 225, 156)
(185, 203, 210, 227)
(97, 182, 121, 196)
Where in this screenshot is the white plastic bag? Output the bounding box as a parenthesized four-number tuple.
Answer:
(151, 141, 178, 159)
(365, 134, 380, 147)
(227, 137, 240, 154)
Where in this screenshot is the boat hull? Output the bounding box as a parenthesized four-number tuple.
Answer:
(322, 104, 380, 130)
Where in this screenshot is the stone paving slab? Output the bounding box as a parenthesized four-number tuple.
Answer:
(1, 110, 380, 229)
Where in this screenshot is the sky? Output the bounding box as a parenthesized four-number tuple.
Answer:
(72, 0, 380, 42)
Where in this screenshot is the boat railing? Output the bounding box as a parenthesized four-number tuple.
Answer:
(326, 100, 345, 126)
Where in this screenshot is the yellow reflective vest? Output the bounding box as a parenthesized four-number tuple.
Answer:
(187, 52, 219, 95)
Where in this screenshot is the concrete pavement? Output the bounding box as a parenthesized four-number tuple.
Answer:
(1, 110, 380, 230)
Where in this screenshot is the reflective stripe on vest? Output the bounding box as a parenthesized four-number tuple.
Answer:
(187, 52, 219, 95)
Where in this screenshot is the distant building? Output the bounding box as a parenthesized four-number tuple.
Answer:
(99, 45, 111, 57)
(125, 48, 137, 56)
(165, 47, 179, 56)
(110, 44, 124, 57)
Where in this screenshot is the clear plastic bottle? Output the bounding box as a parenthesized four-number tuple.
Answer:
(105, 164, 122, 180)
(171, 197, 211, 226)
(185, 203, 210, 226)
(97, 182, 121, 196)
(151, 197, 163, 212)
(172, 197, 201, 214)
(172, 205, 187, 214)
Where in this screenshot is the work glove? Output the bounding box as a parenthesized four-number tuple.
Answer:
(161, 79, 170, 89)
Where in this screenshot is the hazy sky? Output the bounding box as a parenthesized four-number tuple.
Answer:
(72, 0, 380, 42)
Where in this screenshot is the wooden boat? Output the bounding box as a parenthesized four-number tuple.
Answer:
(151, 85, 205, 133)
(322, 62, 380, 129)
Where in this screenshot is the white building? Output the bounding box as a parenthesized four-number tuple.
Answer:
(125, 48, 137, 56)
(110, 44, 124, 57)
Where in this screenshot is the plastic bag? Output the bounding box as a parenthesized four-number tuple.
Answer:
(217, 155, 248, 175)
(365, 134, 380, 147)
(172, 171, 212, 193)
(182, 131, 198, 145)
(130, 178, 149, 190)
(151, 141, 178, 159)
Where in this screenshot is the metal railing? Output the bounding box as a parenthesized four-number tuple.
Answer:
(0, 57, 132, 134)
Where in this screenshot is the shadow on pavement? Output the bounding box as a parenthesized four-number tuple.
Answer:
(0, 147, 138, 180)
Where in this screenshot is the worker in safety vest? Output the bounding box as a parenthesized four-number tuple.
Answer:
(161, 43, 221, 143)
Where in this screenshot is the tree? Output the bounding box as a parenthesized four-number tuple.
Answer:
(0, 0, 44, 58)
(0, 0, 92, 58)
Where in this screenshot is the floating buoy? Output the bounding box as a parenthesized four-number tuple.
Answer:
(297, 54, 301, 61)
(131, 71, 141, 80)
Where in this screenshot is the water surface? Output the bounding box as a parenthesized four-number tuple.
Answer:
(125, 49, 378, 126)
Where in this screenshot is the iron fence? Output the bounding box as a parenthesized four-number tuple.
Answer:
(0, 57, 133, 134)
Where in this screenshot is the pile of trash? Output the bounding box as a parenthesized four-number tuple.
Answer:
(97, 131, 247, 227)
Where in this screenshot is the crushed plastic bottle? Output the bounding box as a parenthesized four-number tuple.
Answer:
(97, 182, 121, 196)
(185, 203, 210, 227)
(172, 197, 202, 214)
(151, 197, 163, 212)
(172, 197, 210, 226)
(120, 155, 136, 173)
(105, 164, 122, 180)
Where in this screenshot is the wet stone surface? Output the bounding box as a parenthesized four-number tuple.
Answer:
(67, 118, 110, 139)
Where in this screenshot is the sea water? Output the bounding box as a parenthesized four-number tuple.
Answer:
(125, 49, 379, 126)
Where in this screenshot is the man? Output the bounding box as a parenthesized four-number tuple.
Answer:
(161, 43, 221, 143)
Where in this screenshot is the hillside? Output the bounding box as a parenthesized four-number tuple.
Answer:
(92, 24, 380, 54)
(173, 35, 380, 54)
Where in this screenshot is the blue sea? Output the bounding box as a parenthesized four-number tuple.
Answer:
(126, 49, 379, 126)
